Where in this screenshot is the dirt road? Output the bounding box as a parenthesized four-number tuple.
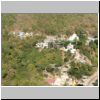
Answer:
(84, 71, 98, 86)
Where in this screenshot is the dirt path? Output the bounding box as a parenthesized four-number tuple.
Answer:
(84, 71, 98, 86)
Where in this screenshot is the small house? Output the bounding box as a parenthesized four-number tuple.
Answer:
(67, 33, 79, 42)
(17, 32, 25, 39)
(36, 42, 48, 49)
(60, 43, 76, 54)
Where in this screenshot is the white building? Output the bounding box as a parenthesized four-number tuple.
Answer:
(60, 43, 76, 54)
(10, 31, 34, 39)
(67, 33, 79, 41)
(36, 36, 57, 49)
(17, 32, 25, 39)
(70, 49, 76, 54)
(86, 36, 98, 45)
(24, 32, 33, 37)
(36, 42, 48, 49)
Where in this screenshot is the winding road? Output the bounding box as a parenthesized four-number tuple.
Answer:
(84, 71, 98, 86)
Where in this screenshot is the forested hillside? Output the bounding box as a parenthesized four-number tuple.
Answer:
(2, 14, 98, 86)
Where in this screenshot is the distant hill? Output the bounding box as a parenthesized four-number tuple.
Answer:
(2, 14, 98, 36)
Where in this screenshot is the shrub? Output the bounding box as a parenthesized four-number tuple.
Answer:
(68, 63, 92, 79)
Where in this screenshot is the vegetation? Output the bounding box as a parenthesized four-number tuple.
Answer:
(68, 32, 98, 79)
(68, 62, 93, 79)
(2, 14, 98, 36)
(93, 79, 98, 86)
(58, 40, 71, 47)
(2, 34, 62, 85)
(75, 29, 87, 49)
(2, 14, 98, 85)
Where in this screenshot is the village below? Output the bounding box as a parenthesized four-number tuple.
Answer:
(4, 30, 98, 86)
(2, 14, 98, 86)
